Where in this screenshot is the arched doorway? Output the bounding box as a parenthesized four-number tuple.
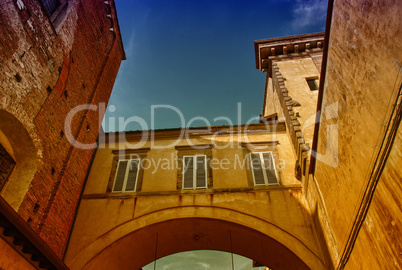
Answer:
(82, 218, 310, 270)
(142, 249, 265, 270)
(0, 110, 38, 210)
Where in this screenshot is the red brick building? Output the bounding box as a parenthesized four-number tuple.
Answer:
(0, 0, 125, 268)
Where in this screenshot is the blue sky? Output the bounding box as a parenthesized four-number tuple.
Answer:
(103, 0, 327, 132)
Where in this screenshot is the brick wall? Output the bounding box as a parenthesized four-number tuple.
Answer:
(0, 0, 124, 257)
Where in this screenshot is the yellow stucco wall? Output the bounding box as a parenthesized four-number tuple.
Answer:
(211, 147, 249, 189)
(275, 58, 320, 147)
(141, 148, 178, 192)
(311, 0, 402, 268)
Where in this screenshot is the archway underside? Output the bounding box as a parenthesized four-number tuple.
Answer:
(0, 110, 38, 210)
(83, 218, 310, 270)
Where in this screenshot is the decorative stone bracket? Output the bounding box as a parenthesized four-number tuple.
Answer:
(272, 63, 310, 180)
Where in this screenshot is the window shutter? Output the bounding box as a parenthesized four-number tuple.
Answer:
(251, 153, 265, 185)
(125, 160, 139, 191)
(196, 156, 206, 188)
(113, 160, 127, 192)
(40, 0, 60, 16)
(183, 157, 194, 189)
(262, 153, 278, 184)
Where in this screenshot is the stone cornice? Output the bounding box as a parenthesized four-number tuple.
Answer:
(101, 122, 287, 143)
(271, 62, 310, 180)
(254, 32, 325, 76)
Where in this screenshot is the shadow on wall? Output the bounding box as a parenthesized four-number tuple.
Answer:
(0, 110, 38, 210)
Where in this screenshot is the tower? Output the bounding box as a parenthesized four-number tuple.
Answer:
(255, 32, 324, 182)
(0, 0, 125, 268)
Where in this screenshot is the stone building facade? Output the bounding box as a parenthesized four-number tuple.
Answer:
(64, 124, 328, 269)
(0, 0, 125, 268)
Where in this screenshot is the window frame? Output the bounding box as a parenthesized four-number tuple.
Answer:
(112, 158, 141, 193)
(249, 151, 279, 186)
(182, 154, 207, 190)
(305, 77, 319, 91)
(38, 0, 72, 33)
(39, 0, 61, 18)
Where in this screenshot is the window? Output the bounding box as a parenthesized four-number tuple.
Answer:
(182, 155, 207, 190)
(112, 159, 140, 192)
(109, 149, 149, 193)
(176, 145, 213, 191)
(250, 152, 278, 186)
(39, 0, 73, 32)
(241, 142, 281, 188)
(39, 0, 60, 17)
(306, 78, 319, 91)
(0, 144, 16, 190)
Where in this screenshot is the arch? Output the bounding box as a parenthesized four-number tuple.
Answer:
(0, 110, 38, 210)
(66, 205, 327, 270)
(83, 218, 309, 270)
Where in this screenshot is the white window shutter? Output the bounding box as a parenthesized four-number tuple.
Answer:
(262, 153, 278, 184)
(125, 160, 139, 191)
(196, 156, 207, 188)
(113, 160, 127, 192)
(183, 157, 194, 189)
(251, 153, 265, 185)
